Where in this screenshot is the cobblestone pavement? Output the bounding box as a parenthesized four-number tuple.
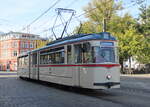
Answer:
(0, 73, 150, 107)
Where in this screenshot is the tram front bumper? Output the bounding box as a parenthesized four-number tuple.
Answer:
(93, 82, 120, 88)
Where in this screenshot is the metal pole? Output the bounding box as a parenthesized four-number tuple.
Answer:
(103, 18, 106, 32)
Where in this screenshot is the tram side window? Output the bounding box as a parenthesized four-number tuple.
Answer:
(18, 56, 28, 67)
(50, 53, 55, 64)
(24, 56, 28, 65)
(55, 52, 64, 63)
(40, 55, 43, 64)
(74, 44, 82, 63)
(18, 58, 22, 67)
(40, 47, 65, 64)
(67, 45, 72, 63)
(83, 42, 92, 63)
(32, 54, 37, 65)
(40, 55, 48, 64)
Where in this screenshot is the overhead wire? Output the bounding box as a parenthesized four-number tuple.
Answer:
(21, 0, 61, 31)
(38, 7, 98, 34)
(32, 0, 79, 35)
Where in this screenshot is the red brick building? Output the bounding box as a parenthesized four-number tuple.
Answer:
(0, 32, 44, 71)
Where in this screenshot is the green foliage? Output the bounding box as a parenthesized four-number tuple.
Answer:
(74, 21, 102, 34)
(114, 27, 143, 61)
(136, 36, 150, 63)
(135, 4, 150, 63)
(108, 14, 136, 34)
(137, 5, 150, 36)
(84, 0, 122, 23)
(139, 5, 150, 23)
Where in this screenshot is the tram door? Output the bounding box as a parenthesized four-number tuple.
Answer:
(74, 43, 92, 88)
(30, 53, 38, 80)
(74, 44, 83, 87)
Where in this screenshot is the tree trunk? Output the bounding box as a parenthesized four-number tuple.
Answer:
(129, 57, 132, 74)
(119, 57, 124, 74)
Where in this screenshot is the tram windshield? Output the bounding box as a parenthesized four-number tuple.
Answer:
(92, 47, 116, 63)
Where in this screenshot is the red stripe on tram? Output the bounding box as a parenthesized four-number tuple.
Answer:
(39, 64, 120, 68)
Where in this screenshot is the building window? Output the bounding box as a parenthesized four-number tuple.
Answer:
(14, 42, 18, 48)
(30, 43, 34, 48)
(24, 42, 28, 48)
(13, 51, 18, 56)
(2, 50, 8, 57)
(20, 42, 24, 48)
(20, 42, 28, 48)
(20, 50, 28, 54)
(20, 50, 24, 54)
(12, 42, 18, 48)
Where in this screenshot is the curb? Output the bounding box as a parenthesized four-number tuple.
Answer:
(121, 74, 150, 78)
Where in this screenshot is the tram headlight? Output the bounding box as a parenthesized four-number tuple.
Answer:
(106, 75, 112, 80)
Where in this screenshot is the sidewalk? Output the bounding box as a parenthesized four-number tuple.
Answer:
(0, 71, 18, 77)
(0, 71, 17, 73)
(121, 74, 150, 78)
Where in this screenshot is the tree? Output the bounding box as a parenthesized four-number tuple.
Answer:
(135, 4, 150, 64)
(74, 21, 101, 34)
(84, 0, 122, 24)
(75, 0, 123, 34)
(136, 36, 150, 64)
(115, 27, 144, 73)
(108, 13, 136, 34)
(137, 5, 150, 36)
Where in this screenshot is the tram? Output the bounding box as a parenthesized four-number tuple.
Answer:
(17, 32, 120, 89)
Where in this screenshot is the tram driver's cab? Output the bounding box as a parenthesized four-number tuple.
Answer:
(73, 41, 118, 64)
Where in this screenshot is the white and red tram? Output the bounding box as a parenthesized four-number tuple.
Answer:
(17, 32, 120, 89)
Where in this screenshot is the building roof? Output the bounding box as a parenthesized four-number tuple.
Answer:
(0, 31, 46, 41)
(0, 31, 40, 37)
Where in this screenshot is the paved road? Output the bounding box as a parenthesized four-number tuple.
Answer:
(0, 73, 150, 107)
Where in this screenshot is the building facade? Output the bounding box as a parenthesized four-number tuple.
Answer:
(0, 31, 46, 71)
(123, 57, 140, 70)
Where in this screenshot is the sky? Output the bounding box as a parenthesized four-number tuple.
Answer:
(0, 0, 149, 38)
(0, 0, 90, 34)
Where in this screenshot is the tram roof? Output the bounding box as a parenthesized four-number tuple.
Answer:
(31, 32, 116, 53)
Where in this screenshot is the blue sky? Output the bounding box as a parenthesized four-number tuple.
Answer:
(0, 0, 90, 33)
(0, 0, 149, 37)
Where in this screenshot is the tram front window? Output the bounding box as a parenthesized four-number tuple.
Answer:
(92, 47, 115, 63)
